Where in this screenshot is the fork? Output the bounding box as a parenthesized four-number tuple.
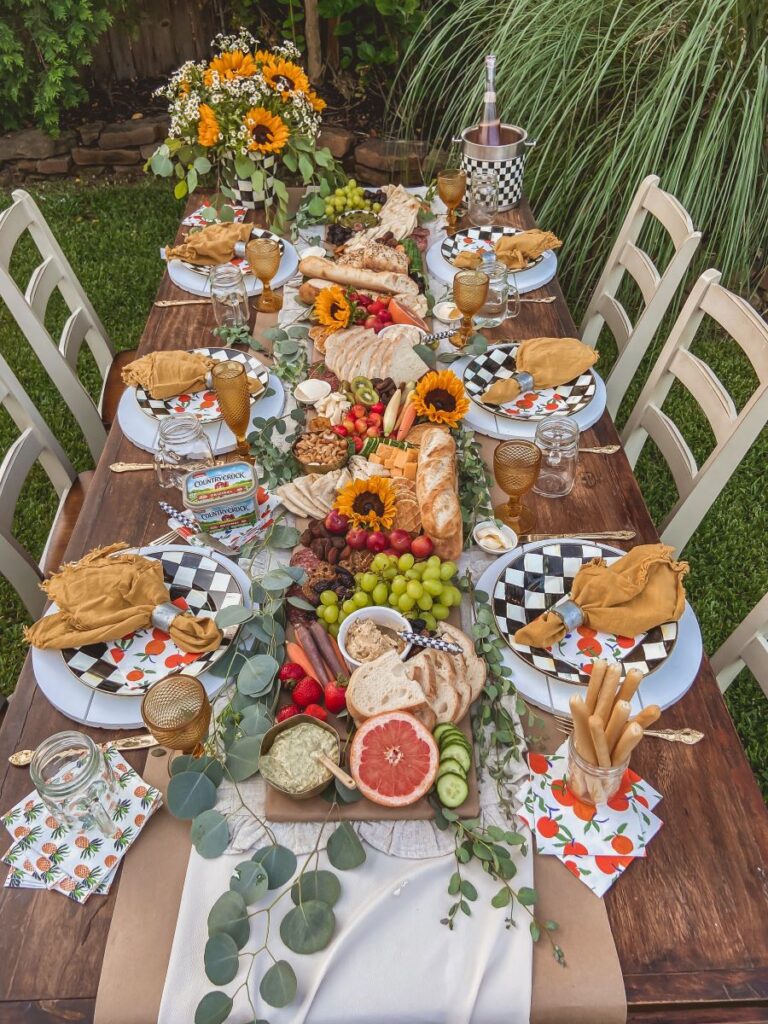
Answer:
(553, 713, 704, 745)
(149, 529, 181, 546)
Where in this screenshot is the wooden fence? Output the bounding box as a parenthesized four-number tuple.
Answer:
(89, 0, 220, 83)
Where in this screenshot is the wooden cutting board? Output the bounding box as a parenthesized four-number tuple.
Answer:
(265, 711, 479, 822)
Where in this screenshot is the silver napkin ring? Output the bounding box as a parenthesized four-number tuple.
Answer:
(552, 598, 584, 630)
(513, 371, 535, 393)
(151, 603, 183, 632)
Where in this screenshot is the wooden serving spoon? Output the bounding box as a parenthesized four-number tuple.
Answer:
(313, 752, 357, 789)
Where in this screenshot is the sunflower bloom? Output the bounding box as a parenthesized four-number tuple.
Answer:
(243, 107, 290, 154)
(314, 286, 351, 331)
(204, 50, 257, 86)
(307, 90, 326, 112)
(197, 104, 221, 148)
(412, 370, 469, 427)
(263, 58, 310, 97)
(335, 477, 397, 531)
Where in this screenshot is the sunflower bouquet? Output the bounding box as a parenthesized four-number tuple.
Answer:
(147, 28, 337, 226)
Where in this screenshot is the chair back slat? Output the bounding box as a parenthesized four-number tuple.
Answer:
(621, 269, 768, 552)
(580, 174, 701, 418)
(0, 353, 77, 617)
(0, 190, 112, 459)
(712, 592, 768, 695)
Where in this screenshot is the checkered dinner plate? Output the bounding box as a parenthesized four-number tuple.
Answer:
(179, 227, 284, 277)
(134, 347, 269, 423)
(462, 343, 596, 422)
(492, 541, 678, 685)
(61, 548, 244, 696)
(440, 226, 545, 271)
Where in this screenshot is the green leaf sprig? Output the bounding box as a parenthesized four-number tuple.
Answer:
(454, 426, 494, 546)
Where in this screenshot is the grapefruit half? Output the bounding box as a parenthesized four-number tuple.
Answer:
(349, 711, 439, 807)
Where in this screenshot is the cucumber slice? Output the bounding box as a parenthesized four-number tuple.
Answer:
(437, 772, 469, 809)
(440, 743, 472, 772)
(437, 758, 467, 780)
(438, 727, 471, 750)
(433, 723, 456, 743)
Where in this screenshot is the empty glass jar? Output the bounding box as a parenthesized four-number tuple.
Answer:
(155, 413, 215, 488)
(30, 732, 119, 836)
(533, 416, 579, 498)
(474, 260, 510, 329)
(468, 171, 499, 227)
(210, 264, 249, 328)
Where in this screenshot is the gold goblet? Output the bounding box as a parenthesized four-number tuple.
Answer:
(247, 238, 282, 313)
(212, 360, 251, 457)
(493, 440, 542, 534)
(141, 674, 212, 754)
(450, 270, 489, 348)
(437, 168, 466, 235)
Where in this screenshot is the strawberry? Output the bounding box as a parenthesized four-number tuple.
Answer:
(276, 704, 302, 723)
(291, 676, 324, 708)
(304, 703, 328, 721)
(278, 662, 305, 684)
(324, 680, 347, 714)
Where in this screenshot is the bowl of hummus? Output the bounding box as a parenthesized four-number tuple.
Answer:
(258, 716, 343, 800)
(337, 607, 413, 669)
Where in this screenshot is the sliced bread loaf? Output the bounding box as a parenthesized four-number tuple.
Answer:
(346, 650, 427, 724)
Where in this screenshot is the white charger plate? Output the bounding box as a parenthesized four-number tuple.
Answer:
(31, 546, 254, 729)
(426, 235, 557, 293)
(474, 542, 703, 717)
(167, 235, 299, 297)
(116, 371, 286, 455)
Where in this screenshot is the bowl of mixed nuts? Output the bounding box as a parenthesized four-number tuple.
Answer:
(292, 424, 350, 474)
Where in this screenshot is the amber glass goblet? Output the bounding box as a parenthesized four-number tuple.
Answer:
(493, 440, 542, 534)
(450, 270, 489, 348)
(437, 168, 466, 235)
(141, 674, 211, 754)
(247, 237, 283, 313)
(212, 360, 251, 457)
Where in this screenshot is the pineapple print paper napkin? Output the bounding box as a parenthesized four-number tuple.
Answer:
(517, 741, 663, 898)
(1, 747, 161, 903)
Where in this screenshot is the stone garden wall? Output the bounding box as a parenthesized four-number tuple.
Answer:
(0, 118, 436, 188)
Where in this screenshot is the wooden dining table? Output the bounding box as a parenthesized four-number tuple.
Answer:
(0, 188, 766, 1024)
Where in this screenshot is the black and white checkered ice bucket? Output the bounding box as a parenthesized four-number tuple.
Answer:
(456, 124, 537, 211)
(226, 154, 276, 209)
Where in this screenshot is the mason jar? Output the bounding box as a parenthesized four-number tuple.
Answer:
(474, 260, 509, 329)
(533, 416, 579, 498)
(155, 413, 215, 488)
(566, 734, 629, 806)
(210, 264, 250, 328)
(30, 732, 119, 836)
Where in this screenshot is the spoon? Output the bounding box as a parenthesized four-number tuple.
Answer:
(313, 752, 356, 789)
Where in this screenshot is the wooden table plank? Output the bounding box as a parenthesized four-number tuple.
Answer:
(0, 192, 766, 1020)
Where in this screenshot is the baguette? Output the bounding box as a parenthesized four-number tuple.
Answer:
(299, 256, 419, 296)
(415, 427, 462, 560)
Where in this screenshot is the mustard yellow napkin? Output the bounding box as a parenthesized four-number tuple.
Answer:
(166, 222, 252, 266)
(122, 351, 266, 401)
(514, 544, 689, 649)
(122, 351, 216, 400)
(481, 337, 598, 405)
(453, 251, 483, 270)
(24, 544, 222, 653)
(494, 229, 562, 270)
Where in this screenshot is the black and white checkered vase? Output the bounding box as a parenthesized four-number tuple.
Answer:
(460, 152, 527, 210)
(227, 154, 276, 209)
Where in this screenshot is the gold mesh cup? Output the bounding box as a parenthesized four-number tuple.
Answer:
(493, 439, 542, 533)
(451, 270, 489, 348)
(212, 359, 251, 456)
(140, 674, 211, 753)
(247, 238, 282, 313)
(437, 168, 466, 235)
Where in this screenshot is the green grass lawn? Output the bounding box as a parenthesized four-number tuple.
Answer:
(0, 178, 765, 798)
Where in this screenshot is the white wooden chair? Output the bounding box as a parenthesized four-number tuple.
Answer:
(0, 351, 93, 618)
(580, 174, 702, 418)
(0, 189, 136, 462)
(711, 594, 768, 695)
(622, 268, 768, 554)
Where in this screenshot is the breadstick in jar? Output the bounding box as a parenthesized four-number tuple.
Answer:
(611, 722, 644, 766)
(604, 699, 631, 754)
(594, 662, 621, 725)
(584, 659, 608, 714)
(569, 695, 598, 764)
(617, 667, 645, 704)
(629, 704, 661, 729)
(588, 715, 613, 768)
